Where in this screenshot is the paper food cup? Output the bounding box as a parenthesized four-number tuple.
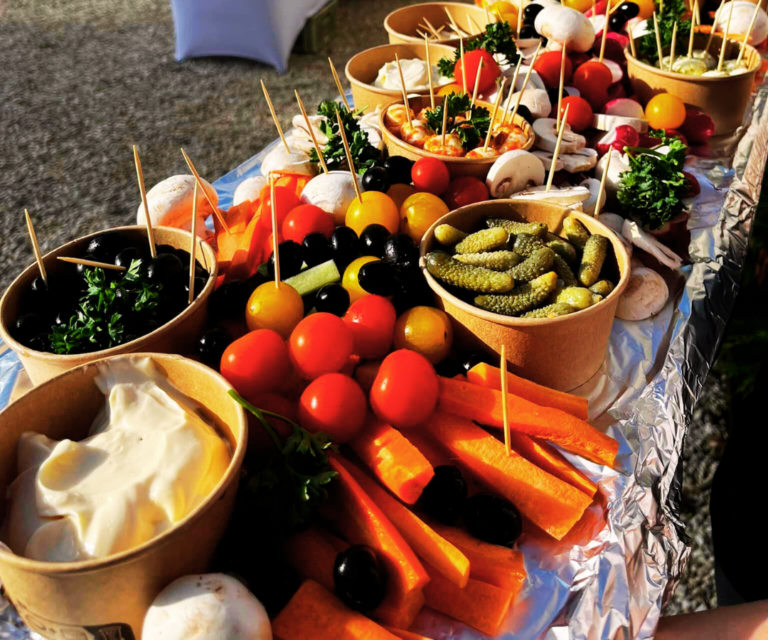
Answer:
(384, 2, 492, 46)
(420, 201, 631, 391)
(380, 94, 535, 180)
(0, 226, 218, 386)
(0, 353, 247, 639)
(346, 42, 458, 114)
(626, 33, 760, 135)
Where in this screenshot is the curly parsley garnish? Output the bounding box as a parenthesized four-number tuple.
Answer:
(309, 101, 381, 174)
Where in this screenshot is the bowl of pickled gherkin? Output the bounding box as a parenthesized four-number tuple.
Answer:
(419, 200, 630, 391)
(0, 226, 218, 385)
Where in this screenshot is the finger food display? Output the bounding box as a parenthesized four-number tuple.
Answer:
(384, 2, 493, 46)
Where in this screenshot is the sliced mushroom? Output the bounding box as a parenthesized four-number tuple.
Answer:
(533, 150, 564, 173)
(597, 212, 633, 255)
(486, 149, 546, 198)
(622, 219, 683, 270)
(533, 118, 587, 153)
(595, 148, 630, 197)
(510, 185, 591, 205)
(615, 266, 669, 320)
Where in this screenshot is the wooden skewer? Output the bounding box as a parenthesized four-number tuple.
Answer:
(58, 256, 126, 272)
(459, 37, 468, 94)
(503, 57, 524, 124)
(717, 1, 734, 72)
(423, 17, 442, 39)
(441, 93, 449, 146)
(470, 57, 484, 110)
(501, 344, 511, 457)
(557, 44, 567, 130)
(188, 182, 198, 305)
(260, 80, 290, 154)
(444, 7, 469, 37)
(599, 4, 612, 63)
(425, 33, 435, 110)
(132, 145, 157, 258)
(592, 0, 597, 15)
(510, 42, 542, 123)
(736, 0, 761, 65)
(629, 23, 637, 58)
(545, 105, 569, 193)
(295, 90, 328, 174)
(394, 54, 412, 126)
(705, 0, 727, 54)
(688, 1, 697, 59)
(596, 149, 612, 216)
(484, 78, 507, 151)
(468, 13, 483, 34)
(416, 28, 430, 39)
(24, 209, 47, 286)
(180, 148, 231, 235)
(653, 13, 664, 63)
(328, 57, 351, 110)
(668, 21, 678, 72)
(336, 111, 362, 203)
(269, 174, 281, 287)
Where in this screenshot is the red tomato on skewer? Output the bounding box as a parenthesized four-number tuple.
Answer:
(455, 50, 500, 94)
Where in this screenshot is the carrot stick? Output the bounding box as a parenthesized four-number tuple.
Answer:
(349, 418, 435, 505)
(273, 580, 400, 640)
(383, 627, 432, 640)
(424, 412, 592, 539)
(283, 527, 345, 594)
(343, 458, 470, 588)
(401, 429, 454, 468)
(466, 362, 589, 420)
(437, 377, 618, 467)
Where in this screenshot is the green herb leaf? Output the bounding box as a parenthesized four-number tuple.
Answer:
(437, 21, 520, 79)
(637, 0, 691, 64)
(310, 102, 381, 174)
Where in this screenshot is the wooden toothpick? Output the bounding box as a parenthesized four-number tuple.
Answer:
(596, 149, 612, 216)
(545, 105, 569, 193)
(180, 148, 231, 235)
(295, 89, 328, 174)
(467, 13, 483, 35)
(470, 57, 484, 110)
(653, 13, 664, 63)
(188, 182, 198, 305)
(599, 2, 614, 63)
(336, 110, 362, 203)
(425, 33, 435, 110)
(736, 0, 761, 65)
(260, 80, 290, 154)
(441, 93, 449, 145)
(501, 344, 511, 457)
(459, 37, 468, 94)
(510, 42, 542, 124)
(557, 44, 567, 131)
(705, 0, 727, 54)
(484, 78, 506, 151)
(688, 1, 697, 59)
(395, 54, 412, 126)
(717, 0, 734, 72)
(269, 174, 281, 286)
(24, 209, 48, 286)
(668, 21, 678, 72)
(444, 7, 469, 37)
(328, 57, 351, 110)
(629, 23, 637, 58)
(58, 256, 126, 272)
(423, 16, 442, 39)
(503, 57, 523, 124)
(132, 145, 157, 258)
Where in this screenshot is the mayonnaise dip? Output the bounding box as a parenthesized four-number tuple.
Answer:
(374, 58, 452, 91)
(1, 357, 230, 563)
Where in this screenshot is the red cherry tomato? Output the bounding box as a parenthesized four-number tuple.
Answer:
(559, 96, 593, 133)
(370, 350, 439, 429)
(573, 61, 613, 96)
(220, 329, 291, 397)
(533, 50, 573, 88)
(258, 185, 301, 231)
(289, 313, 354, 380)
(344, 295, 397, 359)
(580, 86, 609, 112)
(454, 49, 500, 94)
(680, 109, 715, 144)
(243, 391, 296, 451)
(298, 373, 367, 443)
(411, 157, 451, 195)
(282, 204, 335, 244)
(442, 176, 490, 210)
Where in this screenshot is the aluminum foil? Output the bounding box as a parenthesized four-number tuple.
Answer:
(2, 86, 767, 639)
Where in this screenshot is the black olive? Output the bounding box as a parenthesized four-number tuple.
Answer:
(245, 272, 269, 293)
(302, 232, 333, 268)
(523, 3, 544, 25)
(383, 234, 418, 267)
(194, 264, 206, 279)
(461, 351, 497, 372)
(74, 254, 100, 277)
(27, 333, 51, 352)
(609, 12, 628, 31)
(303, 291, 318, 316)
(358, 261, 398, 296)
(418, 465, 467, 524)
(114, 246, 144, 269)
(333, 545, 387, 612)
(362, 166, 391, 193)
(268, 241, 304, 280)
(391, 273, 432, 315)
(198, 327, 233, 368)
(434, 357, 464, 378)
(86, 233, 123, 263)
(518, 24, 538, 38)
(156, 244, 179, 257)
(359, 224, 391, 258)
(185, 276, 208, 301)
(515, 104, 534, 125)
(463, 494, 523, 547)
(546, 86, 566, 107)
(330, 226, 360, 270)
(616, 1, 640, 18)
(53, 305, 75, 327)
(210, 281, 251, 320)
(315, 284, 350, 317)
(146, 253, 184, 283)
(14, 313, 47, 345)
(383, 156, 414, 185)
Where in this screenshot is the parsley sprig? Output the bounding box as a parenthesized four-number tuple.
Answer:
(437, 21, 520, 78)
(637, 0, 691, 64)
(309, 100, 381, 174)
(423, 93, 492, 150)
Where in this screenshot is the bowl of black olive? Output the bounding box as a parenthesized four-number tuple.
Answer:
(0, 226, 218, 385)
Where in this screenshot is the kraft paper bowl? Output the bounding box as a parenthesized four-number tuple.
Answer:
(0, 226, 218, 386)
(384, 2, 492, 46)
(420, 201, 631, 391)
(626, 33, 760, 135)
(0, 353, 248, 639)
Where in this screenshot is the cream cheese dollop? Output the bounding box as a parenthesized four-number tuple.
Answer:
(374, 58, 451, 91)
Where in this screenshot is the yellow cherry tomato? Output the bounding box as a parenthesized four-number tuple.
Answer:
(400, 192, 450, 244)
(488, 1, 518, 23)
(562, 0, 593, 11)
(645, 93, 686, 130)
(343, 256, 379, 303)
(387, 183, 417, 211)
(394, 306, 454, 364)
(246, 281, 304, 339)
(345, 191, 400, 236)
(437, 83, 465, 97)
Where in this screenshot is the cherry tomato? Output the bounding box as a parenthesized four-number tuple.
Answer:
(258, 185, 301, 231)
(246, 281, 304, 339)
(345, 191, 400, 235)
(563, 0, 593, 10)
(573, 61, 613, 96)
(411, 157, 451, 196)
(370, 349, 439, 429)
(343, 256, 379, 302)
(533, 51, 573, 89)
(394, 306, 453, 364)
(289, 313, 354, 380)
(298, 373, 367, 443)
(344, 295, 397, 359)
(400, 192, 450, 243)
(559, 96, 593, 132)
(437, 83, 465, 96)
(455, 50, 500, 95)
(282, 204, 335, 244)
(387, 183, 417, 211)
(680, 109, 715, 144)
(645, 93, 686, 130)
(220, 329, 291, 397)
(488, 0, 518, 23)
(442, 176, 490, 210)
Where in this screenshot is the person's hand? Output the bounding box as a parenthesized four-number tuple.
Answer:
(656, 601, 768, 639)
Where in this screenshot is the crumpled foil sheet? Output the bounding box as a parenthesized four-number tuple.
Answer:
(2, 86, 767, 638)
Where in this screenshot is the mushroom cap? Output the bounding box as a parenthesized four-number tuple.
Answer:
(233, 176, 268, 207)
(261, 145, 318, 177)
(535, 5, 596, 52)
(615, 266, 669, 321)
(300, 170, 363, 226)
(136, 175, 215, 236)
(715, 1, 768, 45)
(510, 88, 552, 119)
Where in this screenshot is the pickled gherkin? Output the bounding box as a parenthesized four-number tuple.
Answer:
(521, 302, 577, 319)
(589, 280, 615, 297)
(546, 233, 578, 264)
(434, 224, 468, 246)
(486, 218, 548, 238)
(455, 227, 509, 254)
(553, 254, 579, 288)
(426, 251, 514, 293)
(563, 217, 591, 252)
(455, 250, 523, 271)
(578, 234, 610, 287)
(512, 233, 546, 258)
(554, 287, 596, 310)
(474, 272, 558, 316)
(508, 247, 555, 283)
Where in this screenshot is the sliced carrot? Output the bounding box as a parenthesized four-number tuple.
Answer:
(424, 412, 592, 540)
(437, 376, 618, 468)
(467, 362, 589, 420)
(429, 524, 526, 593)
(400, 430, 454, 468)
(349, 419, 435, 505)
(322, 454, 430, 628)
(283, 527, 341, 594)
(383, 626, 432, 640)
(344, 459, 470, 588)
(272, 580, 399, 640)
(422, 563, 514, 638)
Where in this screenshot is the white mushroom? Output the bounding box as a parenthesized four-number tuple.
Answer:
(508, 66, 547, 91)
(510, 185, 591, 206)
(486, 149, 546, 198)
(533, 118, 587, 154)
(291, 114, 329, 146)
(534, 148, 597, 173)
(598, 212, 633, 255)
(300, 170, 363, 226)
(615, 267, 669, 320)
(714, 1, 768, 45)
(535, 5, 596, 52)
(533, 150, 564, 173)
(622, 219, 683, 270)
(595, 148, 630, 197)
(261, 144, 318, 177)
(508, 88, 551, 119)
(233, 176, 268, 207)
(580, 178, 601, 215)
(592, 113, 649, 133)
(136, 175, 215, 238)
(142, 574, 271, 640)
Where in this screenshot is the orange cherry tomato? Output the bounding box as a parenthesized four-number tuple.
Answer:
(298, 373, 367, 443)
(573, 61, 613, 94)
(534, 51, 574, 88)
(344, 295, 397, 359)
(645, 93, 686, 130)
(437, 83, 465, 96)
(289, 313, 354, 380)
(282, 204, 335, 244)
(220, 329, 291, 397)
(400, 192, 450, 243)
(559, 96, 594, 132)
(455, 50, 500, 95)
(258, 185, 301, 231)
